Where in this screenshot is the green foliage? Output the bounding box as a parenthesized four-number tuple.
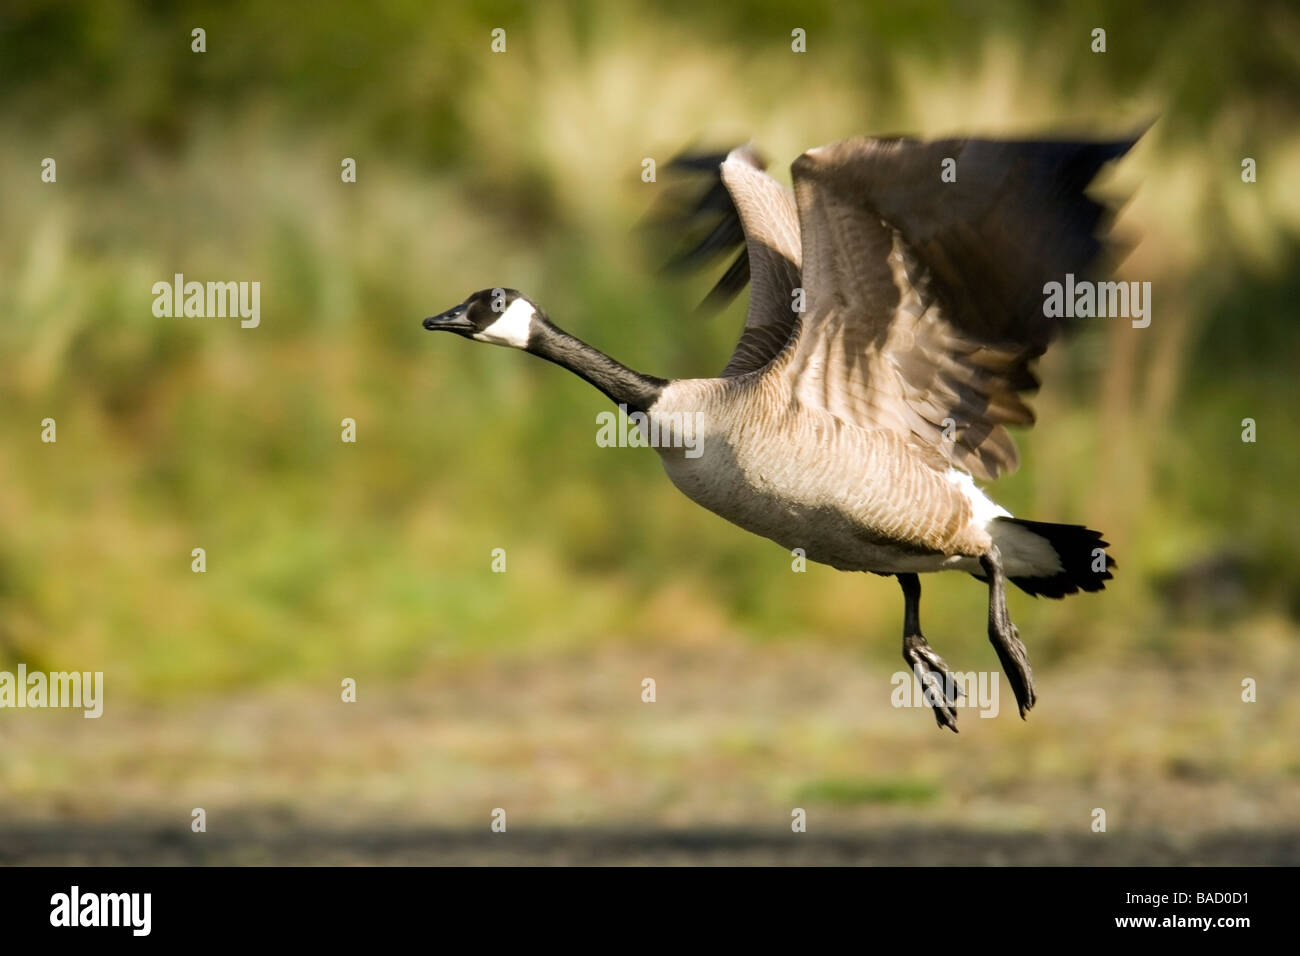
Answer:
(796, 776, 941, 806)
(1, 1, 1298, 699)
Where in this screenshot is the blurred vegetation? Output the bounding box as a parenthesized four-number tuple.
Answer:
(1, 0, 1298, 702)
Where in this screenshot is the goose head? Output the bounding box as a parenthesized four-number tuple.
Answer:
(422, 286, 669, 414)
(422, 288, 542, 350)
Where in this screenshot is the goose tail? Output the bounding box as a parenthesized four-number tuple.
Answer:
(988, 517, 1116, 599)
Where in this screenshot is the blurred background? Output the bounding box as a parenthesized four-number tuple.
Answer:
(1, 0, 1297, 863)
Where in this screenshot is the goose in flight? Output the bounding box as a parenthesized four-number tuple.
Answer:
(423, 132, 1136, 731)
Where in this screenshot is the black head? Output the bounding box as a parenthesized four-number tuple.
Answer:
(422, 288, 540, 349)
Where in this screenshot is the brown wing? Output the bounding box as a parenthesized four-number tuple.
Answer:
(785, 133, 1139, 480)
(657, 146, 803, 377)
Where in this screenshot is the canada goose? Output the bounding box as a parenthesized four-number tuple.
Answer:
(424, 132, 1137, 731)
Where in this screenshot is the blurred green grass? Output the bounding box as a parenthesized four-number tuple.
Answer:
(0, 0, 1298, 705)
(797, 776, 941, 807)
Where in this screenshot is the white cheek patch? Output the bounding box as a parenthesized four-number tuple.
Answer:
(474, 297, 534, 348)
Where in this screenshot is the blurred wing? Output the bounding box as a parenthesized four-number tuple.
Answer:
(659, 146, 803, 377)
(785, 133, 1139, 480)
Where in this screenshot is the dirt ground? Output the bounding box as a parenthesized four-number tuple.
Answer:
(2, 818, 1297, 866)
(2, 641, 1297, 865)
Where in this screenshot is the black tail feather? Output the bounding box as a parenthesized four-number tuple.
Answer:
(996, 518, 1116, 599)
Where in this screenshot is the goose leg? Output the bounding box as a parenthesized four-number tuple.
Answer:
(979, 547, 1036, 718)
(897, 573, 960, 733)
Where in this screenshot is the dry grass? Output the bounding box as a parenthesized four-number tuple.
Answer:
(3, 636, 1296, 841)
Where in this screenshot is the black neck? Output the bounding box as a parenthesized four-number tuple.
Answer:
(529, 319, 668, 413)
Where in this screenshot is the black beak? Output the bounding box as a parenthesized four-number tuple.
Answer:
(423, 304, 474, 333)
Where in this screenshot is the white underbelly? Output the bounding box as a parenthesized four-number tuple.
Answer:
(659, 446, 977, 575)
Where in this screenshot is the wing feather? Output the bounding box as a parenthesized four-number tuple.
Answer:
(785, 133, 1139, 479)
(656, 146, 803, 377)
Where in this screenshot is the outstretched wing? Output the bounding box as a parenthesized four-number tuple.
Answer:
(657, 146, 803, 377)
(785, 133, 1139, 480)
